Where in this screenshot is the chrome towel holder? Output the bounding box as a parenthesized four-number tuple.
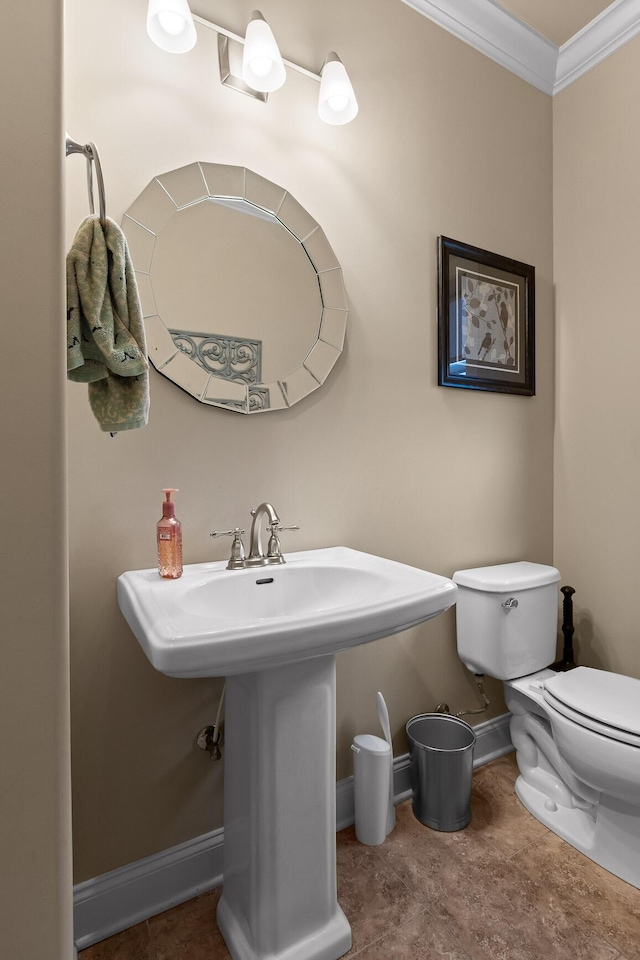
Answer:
(65, 135, 107, 224)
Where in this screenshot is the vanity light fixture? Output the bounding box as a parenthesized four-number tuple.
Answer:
(146, 0, 197, 53)
(146, 1, 358, 124)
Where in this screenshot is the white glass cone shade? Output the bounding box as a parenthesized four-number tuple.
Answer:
(242, 14, 286, 92)
(147, 0, 197, 53)
(158, 11, 185, 35)
(318, 56, 358, 125)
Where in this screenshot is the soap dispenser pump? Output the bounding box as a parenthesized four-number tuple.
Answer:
(157, 488, 183, 579)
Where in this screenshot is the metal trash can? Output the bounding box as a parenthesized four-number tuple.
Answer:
(406, 713, 476, 831)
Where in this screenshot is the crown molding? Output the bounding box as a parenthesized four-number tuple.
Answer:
(401, 0, 557, 93)
(555, 0, 640, 93)
(401, 0, 640, 96)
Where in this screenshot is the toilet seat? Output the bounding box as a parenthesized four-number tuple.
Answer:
(543, 689, 640, 747)
(543, 667, 640, 747)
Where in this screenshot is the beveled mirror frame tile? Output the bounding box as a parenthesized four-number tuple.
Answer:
(144, 315, 178, 367)
(319, 269, 348, 311)
(303, 228, 340, 274)
(278, 192, 318, 242)
(122, 217, 155, 273)
(279, 365, 320, 406)
(200, 163, 246, 199)
(319, 307, 347, 351)
(156, 162, 208, 208)
(125, 179, 177, 235)
(161, 350, 210, 398)
(245, 170, 287, 216)
(304, 339, 341, 385)
(203, 374, 248, 412)
(135, 273, 157, 319)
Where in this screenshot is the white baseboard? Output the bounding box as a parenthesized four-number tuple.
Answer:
(74, 713, 512, 951)
(471, 710, 514, 766)
(74, 828, 225, 951)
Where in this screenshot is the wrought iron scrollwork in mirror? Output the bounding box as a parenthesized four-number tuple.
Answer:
(122, 163, 348, 413)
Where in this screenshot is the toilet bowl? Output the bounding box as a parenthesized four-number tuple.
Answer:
(453, 561, 640, 889)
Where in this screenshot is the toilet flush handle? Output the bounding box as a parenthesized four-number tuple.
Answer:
(502, 597, 518, 609)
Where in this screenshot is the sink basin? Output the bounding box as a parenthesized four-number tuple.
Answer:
(117, 545, 457, 678)
(118, 545, 456, 960)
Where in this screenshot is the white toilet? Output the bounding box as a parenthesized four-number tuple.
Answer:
(453, 560, 640, 889)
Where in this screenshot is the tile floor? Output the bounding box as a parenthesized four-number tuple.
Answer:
(80, 753, 640, 959)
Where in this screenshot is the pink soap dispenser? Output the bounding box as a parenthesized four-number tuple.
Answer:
(157, 488, 183, 579)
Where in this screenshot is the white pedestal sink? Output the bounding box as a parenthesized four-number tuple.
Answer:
(118, 547, 457, 960)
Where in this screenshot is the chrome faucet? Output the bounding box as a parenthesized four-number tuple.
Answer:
(212, 503, 298, 569)
(246, 502, 299, 567)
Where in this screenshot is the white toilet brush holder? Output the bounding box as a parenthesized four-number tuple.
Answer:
(351, 734, 392, 845)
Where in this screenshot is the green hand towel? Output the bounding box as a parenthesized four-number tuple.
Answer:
(67, 215, 150, 431)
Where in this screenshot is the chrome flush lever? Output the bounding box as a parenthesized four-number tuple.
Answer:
(502, 597, 519, 609)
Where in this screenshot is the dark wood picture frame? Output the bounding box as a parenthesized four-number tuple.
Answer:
(438, 236, 535, 396)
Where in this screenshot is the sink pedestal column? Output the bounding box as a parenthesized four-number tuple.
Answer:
(217, 653, 351, 960)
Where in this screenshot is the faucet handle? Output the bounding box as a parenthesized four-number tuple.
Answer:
(265, 522, 299, 563)
(210, 527, 246, 570)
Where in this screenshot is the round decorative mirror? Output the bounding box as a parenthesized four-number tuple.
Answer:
(122, 163, 347, 413)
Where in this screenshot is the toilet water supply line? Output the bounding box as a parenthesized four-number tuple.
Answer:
(455, 675, 491, 718)
(435, 674, 490, 719)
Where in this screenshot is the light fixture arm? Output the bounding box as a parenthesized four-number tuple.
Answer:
(192, 14, 322, 83)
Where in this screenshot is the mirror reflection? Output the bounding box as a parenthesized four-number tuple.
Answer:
(122, 163, 348, 413)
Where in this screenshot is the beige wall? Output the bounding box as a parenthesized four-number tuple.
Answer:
(65, 0, 554, 882)
(553, 36, 640, 682)
(0, 1, 73, 958)
(497, 0, 610, 46)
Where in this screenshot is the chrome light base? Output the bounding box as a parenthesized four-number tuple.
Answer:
(217, 35, 268, 102)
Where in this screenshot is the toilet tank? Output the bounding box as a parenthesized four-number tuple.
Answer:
(453, 562, 561, 680)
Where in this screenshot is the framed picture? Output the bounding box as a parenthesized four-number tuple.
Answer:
(438, 236, 535, 396)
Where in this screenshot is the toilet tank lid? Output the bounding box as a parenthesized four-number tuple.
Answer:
(452, 561, 560, 592)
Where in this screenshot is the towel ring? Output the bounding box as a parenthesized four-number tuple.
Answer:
(65, 135, 107, 224)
